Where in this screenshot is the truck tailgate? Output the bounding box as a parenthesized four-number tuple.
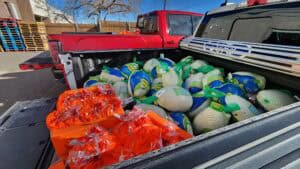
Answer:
(19, 51, 54, 70)
(0, 98, 56, 169)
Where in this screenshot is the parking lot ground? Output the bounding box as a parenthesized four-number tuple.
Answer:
(0, 52, 66, 115)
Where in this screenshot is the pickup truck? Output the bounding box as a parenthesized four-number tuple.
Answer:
(2, 1, 300, 169)
(19, 10, 202, 88)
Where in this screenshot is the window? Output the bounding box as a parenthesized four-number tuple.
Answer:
(168, 14, 202, 36)
(137, 15, 158, 34)
(229, 18, 271, 42)
(263, 30, 300, 46)
(192, 16, 201, 32)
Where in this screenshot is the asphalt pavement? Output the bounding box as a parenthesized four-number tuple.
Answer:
(0, 52, 66, 115)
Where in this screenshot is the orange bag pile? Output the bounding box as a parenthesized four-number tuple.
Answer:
(49, 108, 192, 169)
(46, 86, 192, 169)
(46, 85, 124, 130)
(46, 85, 124, 158)
(66, 126, 120, 169)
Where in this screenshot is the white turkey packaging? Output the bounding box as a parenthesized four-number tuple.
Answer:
(188, 91, 210, 118)
(155, 86, 193, 112)
(135, 104, 172, 120)
(224, 95, 260, 121)
(113, 81, 129, 100)
(193, 102, 231, 134)
(184, 72, 204, 94)
(162, 68, 182, 87)
(143, 58, 160, 73)
(257, 90, 296, 111)
(202, 69, 224, 88)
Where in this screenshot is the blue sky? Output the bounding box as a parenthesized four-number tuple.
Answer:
(140, 0, 243, 13)
(49, 0, 244, 23)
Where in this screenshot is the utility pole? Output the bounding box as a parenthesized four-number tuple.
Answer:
(163, 0, 167, 10)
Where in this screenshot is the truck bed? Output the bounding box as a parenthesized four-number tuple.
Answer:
(1, 98, 300, 169)
(55, 37, 300, 168)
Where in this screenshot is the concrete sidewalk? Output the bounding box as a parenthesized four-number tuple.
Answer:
(0, 52, 65, 115)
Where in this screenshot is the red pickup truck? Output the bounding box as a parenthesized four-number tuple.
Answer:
(20, 10, 202, 88)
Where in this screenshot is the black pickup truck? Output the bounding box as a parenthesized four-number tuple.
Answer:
(1, 1, 300, 169)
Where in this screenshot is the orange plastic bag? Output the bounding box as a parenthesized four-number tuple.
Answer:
(46, 85, 124, 131)
(48, 107, 192, 169)
(50, 125, 98, 158)
(49, 124, 122, 169)
(66, 126, 121, 169)
(46, 86, 124, 159)
(48, 161, 65, 169)
(58, 108, 192, 169)
(112, 109, 164, 160)
(147, 111, 192, 145)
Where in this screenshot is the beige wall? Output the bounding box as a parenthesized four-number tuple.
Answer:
(0, 0, 15, 18)
(16, 0, 35, 21)
(0, 0, 34, 21)
(46, 22, 136, 34)
(46, 23, 97, 34)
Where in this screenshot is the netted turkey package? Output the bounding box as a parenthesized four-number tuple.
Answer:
(47, 105, 191, 169)
(83, 56, 297, 135)
(46, 85, 192, 169)
(46, 85, 124, 130)
(64, 110, 191, 169)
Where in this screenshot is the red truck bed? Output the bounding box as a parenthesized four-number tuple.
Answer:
(55, 33, 163, 53)
(19, 51, 53, 70)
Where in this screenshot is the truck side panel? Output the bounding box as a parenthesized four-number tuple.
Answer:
(60, 34, 163, 52)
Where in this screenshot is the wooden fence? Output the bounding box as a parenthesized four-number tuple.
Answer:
(45, 21, 136, 34)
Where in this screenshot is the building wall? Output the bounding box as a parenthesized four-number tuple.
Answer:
(30, 0, 73, 23)
(0, 0, 34, 21)
(29, 0, 48, 17)
(16, 0, 35, 21)
(0, 0, 17, 18)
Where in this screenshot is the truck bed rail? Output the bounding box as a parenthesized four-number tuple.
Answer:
(180, 37, 300, 77)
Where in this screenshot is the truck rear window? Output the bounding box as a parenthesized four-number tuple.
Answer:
(138, 15, 158, 34)
(263, 30, 300, 46)
(168, 14, 201, 36)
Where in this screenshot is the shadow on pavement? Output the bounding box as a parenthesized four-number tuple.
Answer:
(0, 68, 66, 115)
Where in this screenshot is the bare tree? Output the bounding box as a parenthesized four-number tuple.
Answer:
(82, 0, 139, 32)
(62, 0, 84, 31)
(163, 0, 167, 10)
(42, 0, 83, 31)
(44, 0, 140, 32)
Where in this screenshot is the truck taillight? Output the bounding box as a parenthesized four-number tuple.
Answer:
(247, 0, 285, 6)
(247, 0, 267, 6)
(49, 41, 61, 64)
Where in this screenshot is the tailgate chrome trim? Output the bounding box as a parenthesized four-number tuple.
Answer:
(180, 37, 300, 77)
